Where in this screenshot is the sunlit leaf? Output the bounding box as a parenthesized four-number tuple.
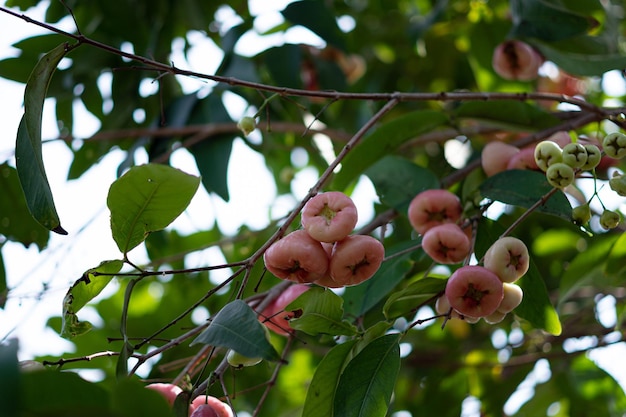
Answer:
(15, 42, 69, 235)
(191, 300, 280, 361)
(107, 164, 200, 254)
(61, 259, 123, 339)
(479, 170, 572, 220)
(288, 287, 358, 336)
(332, 110, 448, 190)
(334, 334, 400, 417)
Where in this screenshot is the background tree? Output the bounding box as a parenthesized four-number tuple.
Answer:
(1, 0, 626, 416)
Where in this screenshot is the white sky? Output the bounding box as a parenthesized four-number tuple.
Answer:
(1, 1, 625, 413)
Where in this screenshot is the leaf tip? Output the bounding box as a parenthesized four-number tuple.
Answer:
(52, 224, 68, 235)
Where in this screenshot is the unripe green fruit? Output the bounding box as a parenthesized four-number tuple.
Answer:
(602, 132, 626, 159)
(581, 144, 601, 170)
(571, 204, 591, 225)
(600, 209, 620, 230)
(609, 173, 626, 197)
(546, 162, 574, 189)
(534, 141, 563, 171)
(227, 350, 262, 368)
(561, 142, 587, 169)
(237, 116, 257, 136)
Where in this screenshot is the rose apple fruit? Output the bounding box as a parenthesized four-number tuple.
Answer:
(481, 141, 520, 176)
(301, 191, 358, 242)
(190, 404, 219, 417)
(263, 230, 329, 283)
(422, 223, 471, 265)
(546, 162, 575, 189)
(534, 140, 563, 172)
(259, 283, 310, 336)
(602, 132, 626, 159)
(561, 142, 588, 169)
(328, 235, 385, 286)
(497, 282, 524, 313)
(444, 266, 504, 318)
(435, 295, 479, 323)
(483, 237, 530, 283)
(189, 396, 234, 417)
(507, 146, 539, 171)
(492, 40, 542, 81)
(145, 383, 182, 406)
(408, 189, 462, 235)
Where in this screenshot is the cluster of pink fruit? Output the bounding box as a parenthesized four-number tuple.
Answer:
(408, 189, 526, 323)
(263, 191, 385, 288)
(146, 383, 233, 417)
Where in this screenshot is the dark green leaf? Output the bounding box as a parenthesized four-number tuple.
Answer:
(263, 44, 303, 89)
(107, 164, 200, 254)
(116, 341, 133, 379)
(605, 233, 626, 275)
(454, 101, 560, 131)
(287, 287, 358, 336)
(0, 252, 6, 309)
(191, 300, 280, 361)
(334, 334, 400, 417)
(111, 378, 174, 417)
(383, 277, 446, 320)
(0, 339, 19, 417)
(302, 340, 357, 417)
(509, 0, 595, 42)
(365, 156, 440, 213)
(0, 57, 31, 84)
(282, 0, 346, 50)
(479, 170, 572, 220)
(532, 38, 626, 76)
(0, 163, 50, 249)
(332, 110, 448, 190)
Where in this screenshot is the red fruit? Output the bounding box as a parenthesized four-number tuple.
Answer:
(492, 40, 542, 81)
(263, 230, 329, 283)
(444, 266, 504, 318)
(301, 191, 358, 242)
(145, 383, 182, 406)
(259, 284, 310, 335)
(189, 396, 234, 417)
(408, 189, 462, 235)
(421, 224, 471, 265)
(328, 235, 385, 286)
(481, 141, 520, 176)
(483, 237, 530, 283)
(190, 404, 219, 417)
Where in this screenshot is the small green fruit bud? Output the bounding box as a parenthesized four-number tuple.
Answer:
(609, 173, 626, 197)
(237, 116, 257, 136)
(571, 204, 591, 225)
(226, 350, 262, 368)
(600, 209, 620, 230)
(534, 141, 563, 172)
(546, 162, 574, 189)
(581, 144, 601, 170)
(602, 132, 626, 159)
(562, 142, 587, 169)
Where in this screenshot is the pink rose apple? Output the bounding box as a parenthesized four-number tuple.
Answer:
(263, 230, 329, 283)
(190, 404, 219, 417)
(497, 282, 524, 313)
(507, 147, 539, 170)
(301, 191, 358, 242)
(408, 189, 462, 235)
(328, 235, 385, 286)
(483, 237, 530, 283)
(259, 284, 310, 336)
(145, 383, 182, 406)
(189, 396, 234, 417)
(492, 40, 542, 81)
(422, 223, 471, 264)
(481, 141, 520, 176)
(445, 266, 504, 318)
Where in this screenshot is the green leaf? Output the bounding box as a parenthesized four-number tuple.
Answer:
(0, 163, 50, 249)
(0, 252, 6, 309)
(61, 260, 123, 339)
(383, 277, 447, 320)
(16, 43, 68, 235)
(107, 164, 200, 254)
(605, 233, 626, 275)
(365, 156, 440, 213)
(331, 110, 448, 190)
(333, 334, 400, 417)
(281, 0, 346, 50)
(454, 101, 560, 131)
(263, 45, 303, 88)
(191, 300, 280, 361)
(288, 287, 358, 336)
(0, 339, 19, 417)
(479, 170, 572, 220)
(111, 378, 174, 417)
(509, 0, 595, 42)
(302, 340, 357, 417)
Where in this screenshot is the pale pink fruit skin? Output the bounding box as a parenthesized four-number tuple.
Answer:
(260, 284, 310, 335)
(408, 189, 462, 235)
(483, 237, 530, 283)
(301, 192, 358, 242)
(263, 230, 329, 283)
(492, 40, 542, 81)
(189, 396, 234, 417)
(497, 282, 524, 313)
(481, 142, 520, 176)
(190, 404, 220, 417)
(329, 235, 385, 286)
(422, 224, 471, 264)
(483, 310, 507, 324)
(507, 147, 539, 170)
(314, 243, 344, 288)
(445, 266, 504, 318)
(145, 383, 182, 406)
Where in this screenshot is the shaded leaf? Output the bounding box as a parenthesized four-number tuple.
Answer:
(111, 378, 174, 417)
(532, 38, 626, 76)
(454, 101, 560, 131)
(0, 339, 19, 417)
(383, 277, 446, 320)
(288, 287, 358, 336)
(332, 110, 448, 190)
(0, 252, 5, 309)
(107, 164, 200, 254)
(366, 156, 440, 213)
(191, 300, 280, 361)
(605, 232, 626, 275)
(479, 170, 572, 220)
(61, 260, 123, 339)
(282, 0, 346, 50)
(334, 334, 400, 417)
(302, 340, 357, 417)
